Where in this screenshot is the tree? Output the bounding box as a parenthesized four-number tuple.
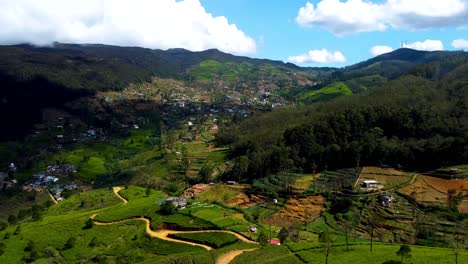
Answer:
(145, 187, 152, 197)
(199, 161, 214, 183)
(278, 227, 289, 244)
(8, 215, 17, 225)
(396, 245, 411, 263)
(159, 200, 176, 215)
(88, 237, 98, 248)
(63, 237, 77, 250)
(83, 218, 93, 230)
(367, 208, 382, 253)
(337, 213, 352, 251)
(24, 240, 35, 252)
(31, 205, 42, 221)
(257, 231, 268, 245)
(0, 221, 7, 231)
(319, 229, 336, 264)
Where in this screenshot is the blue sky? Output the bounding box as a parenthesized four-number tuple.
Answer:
(200, 0, 468, 67)
(1, 0, 467, 67)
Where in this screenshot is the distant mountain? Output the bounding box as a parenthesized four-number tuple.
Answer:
(0, 43, 467, 140)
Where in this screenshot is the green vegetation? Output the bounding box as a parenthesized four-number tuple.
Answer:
(298, 82, 352, 103)
(168, 232, 238, 248)
(293, 243, 467, 264)
(94, 186, 166, 221)
(232, 245, 302, 264)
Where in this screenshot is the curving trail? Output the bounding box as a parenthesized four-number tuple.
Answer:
(91, 186, 258, 263)
(112, 186, 128, 204)
(216, 248, 258, 264)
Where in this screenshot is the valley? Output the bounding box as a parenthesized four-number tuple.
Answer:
(0, 44, 466, 264)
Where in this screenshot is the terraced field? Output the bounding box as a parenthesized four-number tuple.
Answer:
(399, 176, 468, 206)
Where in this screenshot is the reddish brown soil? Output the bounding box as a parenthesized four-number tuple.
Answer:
(227, 193, 266, 208)
(184, 184, 213, 197)
(262, 196, 326, 228)
(399, 176, 468, 208)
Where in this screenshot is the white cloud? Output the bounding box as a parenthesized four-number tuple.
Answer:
(296, 0, 468, 35)
(403, 39, 444, 51)
(452, 38, 468, 49)
(370, 46, 394, 56)
(288, 49, 346, 64)
(0, 0, 256, 54)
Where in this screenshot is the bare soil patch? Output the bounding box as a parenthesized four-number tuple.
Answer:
(262, 196, 326, 227)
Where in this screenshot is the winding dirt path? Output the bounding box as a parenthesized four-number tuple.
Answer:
(91, 186, 259, 263)
(216, 248, 258, 264)
(112, 186, 127, 204)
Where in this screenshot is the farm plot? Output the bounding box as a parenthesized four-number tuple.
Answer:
(357, 166, 412, 189)
(262, 196, 326, 228)
(197, 184, 265, 208)
(168, 232, 238, 248)
(314, 168, 360, 192)
(399, 176, 468, 207)
(94, 186, 166, 222)
(291, 174, 317, 194)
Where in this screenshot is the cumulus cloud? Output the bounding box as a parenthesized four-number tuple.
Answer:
(288, 49, 346, 64)
(403, 39, 444, 51)
(370, 46, 394, 56)
(296, 0, 468, 35)
(452, 38, 468, 49)
(0, 0, 256, 54)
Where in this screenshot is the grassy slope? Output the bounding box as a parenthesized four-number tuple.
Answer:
(299, 82, 353, 103)
(94, 186, 166, 222)
(294, 243, 467, 264)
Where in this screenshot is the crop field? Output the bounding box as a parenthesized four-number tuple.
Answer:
(357, 166, 412, 189)
(168, 232, 238, 248)
(458, 199, 468, 213)
(263, 196, 326, 228)
(149, 213, 215, 230)
(94, 186, 166, 222)
(47, 188, 121, 216)
(293, 243, 467, 264)
(314, 168, 360, 192)
(291, 174, 317, 194)
(187, 202, 260, 239)
(399, 176, 468, 206)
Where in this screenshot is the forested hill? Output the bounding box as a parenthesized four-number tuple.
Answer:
(0, 43, 467, 141)
(217, 57, 468, 180)
(0, 43, 319, 91)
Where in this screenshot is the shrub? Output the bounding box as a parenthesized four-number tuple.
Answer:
(63, 237, 77, 250)
(160, 200, 177, 215)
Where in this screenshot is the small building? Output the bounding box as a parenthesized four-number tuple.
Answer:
(378, 194, 393, 207)
(226, 181, 237, 185)
(166, 197, 187, 209)
(362, 180, 378, 188)
(268, 238, 281, 245)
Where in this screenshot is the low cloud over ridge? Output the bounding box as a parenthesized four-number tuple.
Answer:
(296, 0, 468, 35)
(288, 49, 346, 64)
(0, 0, 256, 54)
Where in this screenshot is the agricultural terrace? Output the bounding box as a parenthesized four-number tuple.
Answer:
(291, 174, 317, 194)
(263, 196, 326, 228)
(168, 232, 239, 248)
(399, 175, 467, 207)
(313, 168, 360, 192)
(197, 184, 266, 208)
(357, 166, 413, 190)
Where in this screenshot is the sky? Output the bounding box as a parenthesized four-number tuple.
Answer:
(1, 0, 467, 67)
